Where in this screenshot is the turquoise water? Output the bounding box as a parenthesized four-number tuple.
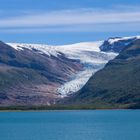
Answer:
(0, 110, 140, 140)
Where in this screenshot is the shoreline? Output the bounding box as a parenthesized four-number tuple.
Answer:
(0, 104, 139, 112)
(0, 108, 139, 112)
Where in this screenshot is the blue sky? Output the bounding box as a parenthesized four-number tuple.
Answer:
(0, 0, 140, 45)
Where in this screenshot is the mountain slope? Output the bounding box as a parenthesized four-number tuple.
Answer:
(65, 38, 140, 109)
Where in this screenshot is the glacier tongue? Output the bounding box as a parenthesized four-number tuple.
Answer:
(57, 51, 118, 97)
(57, 68, 101, 97)
(55, 41, 118, 97)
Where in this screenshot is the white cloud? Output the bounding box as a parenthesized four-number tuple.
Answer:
(1, 23, 140, 33)
(0, 6, 140, 32)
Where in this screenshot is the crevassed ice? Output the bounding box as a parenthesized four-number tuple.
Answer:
(57, 51, 117, 97)
(57, 68, 101, 97)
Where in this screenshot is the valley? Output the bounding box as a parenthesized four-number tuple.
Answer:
(0, 36, 140, 108)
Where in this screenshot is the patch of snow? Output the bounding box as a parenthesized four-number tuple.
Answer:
(7, 43, 24, 51)
(108, 36, 140, 45)
(7, 43, 59, 57)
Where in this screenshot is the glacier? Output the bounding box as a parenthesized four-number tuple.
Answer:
(56, 42, 118, 97)
(7, 40, 118, 97)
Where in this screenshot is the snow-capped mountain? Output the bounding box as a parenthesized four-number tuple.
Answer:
(100, 36, 140, 53)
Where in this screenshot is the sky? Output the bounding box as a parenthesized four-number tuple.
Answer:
(0, 0, 140, 45)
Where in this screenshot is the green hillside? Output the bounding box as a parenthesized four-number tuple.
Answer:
(65, 39, 140, 109)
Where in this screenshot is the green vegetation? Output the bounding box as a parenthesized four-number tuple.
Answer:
(0, 105, 127, 111)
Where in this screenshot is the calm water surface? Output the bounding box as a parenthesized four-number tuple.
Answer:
(0, 110, 140, 140)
